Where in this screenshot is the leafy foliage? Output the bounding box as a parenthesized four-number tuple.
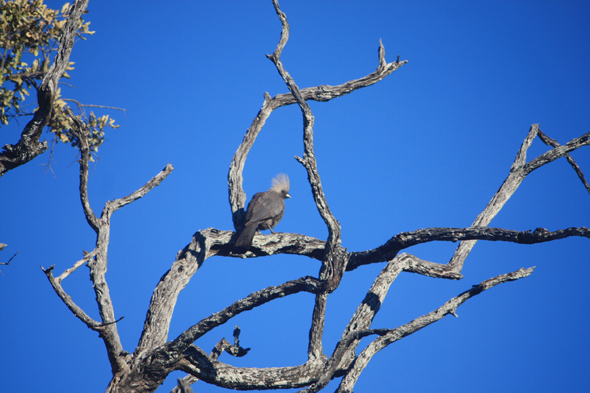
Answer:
(0, 0, 118, 155)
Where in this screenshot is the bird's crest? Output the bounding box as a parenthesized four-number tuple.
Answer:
(270, 173, 290, 193)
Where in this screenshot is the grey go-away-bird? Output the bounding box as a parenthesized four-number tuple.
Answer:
(233, 174, 291, 254)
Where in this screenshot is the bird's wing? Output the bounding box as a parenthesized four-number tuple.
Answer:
(245, 192, 281, 225)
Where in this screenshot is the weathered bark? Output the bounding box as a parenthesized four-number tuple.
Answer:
(40, 1, 588, 392)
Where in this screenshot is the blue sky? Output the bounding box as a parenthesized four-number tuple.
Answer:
(1, 1, 589, 392)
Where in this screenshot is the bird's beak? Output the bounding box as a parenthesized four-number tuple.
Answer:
(286, 193, 291, 199)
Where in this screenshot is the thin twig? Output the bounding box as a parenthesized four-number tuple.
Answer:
(0, 250, 20, 275)
(537, 129, 590, 195)
(56, 248, 98, 282)
(41, 265, 103, 330)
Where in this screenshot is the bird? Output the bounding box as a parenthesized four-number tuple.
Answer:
(233, 173, 291, 254)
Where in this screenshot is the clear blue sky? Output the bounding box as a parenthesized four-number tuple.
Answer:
(1, 1, 589, 392)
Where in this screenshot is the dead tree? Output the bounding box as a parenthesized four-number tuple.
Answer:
(41, 1, 589, 392)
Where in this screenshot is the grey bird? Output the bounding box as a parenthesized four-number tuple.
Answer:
(233, 174, 291, 254)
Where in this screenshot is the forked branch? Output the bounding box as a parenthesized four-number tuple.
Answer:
(537, 129, 590, 194)
(449, 125, 590, 271)
(227, 9, 407, 230)
(45, 112, 174, 377)
(334, 267, 535, 393)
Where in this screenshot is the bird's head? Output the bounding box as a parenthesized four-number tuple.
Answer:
(270, 173, 291, 199)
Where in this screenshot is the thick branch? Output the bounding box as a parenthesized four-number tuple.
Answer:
(177, 357, 323, 391)
(349, 226, 589, 270)
(0, 0, 90, 177)
(172, 327, 250, 393)
(128, 272, 324, 392)
(322, 259, 405, 385)
(336, 267, 535, 393)
(134, 227, 324, 359)
(135, 231, 212, 357)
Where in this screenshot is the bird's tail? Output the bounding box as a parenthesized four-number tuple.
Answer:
(233, 224, 257, 254)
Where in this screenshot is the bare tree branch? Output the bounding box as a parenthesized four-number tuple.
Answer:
(177, 356, 322, 391)
(102, 163, 174, 217)
(137, 224, 587, 276)
(63, 98, 128, 115)
(335, 267, 535, 393)
(36, 1, 585, 391)
(42, 265, 103, 330)
(269, 38, 406, 108)
(448, 126, 590, 272)
(0, 246, 19, 275)
(267, 0, 350, 365)
(0, 0, 90, 177)
(56, 249, 98, 282)
(537, 129, 590, 195)
(325, 258, 406, 382)
(227, 21, 407, 230)
(172, 326, 250, 393)
(166, 276, 324, 356)
(174, 378, 194, 393)
(349, 226, 589, 270)
(266, 0, 345, 263)
(134, 231, 211, 358)
(45, 111, 174, 378)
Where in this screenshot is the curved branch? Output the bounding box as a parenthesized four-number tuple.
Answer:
(166, 275, 324, 356)
(267, 0, 340, 254)
(135, 231, 212, 357)
(135, 227, 323, 358)
(267, 0, 347, 364)
(128, 274, 325, 392)
(323, 258, 405, 383)
(177, 357, 322, 391)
